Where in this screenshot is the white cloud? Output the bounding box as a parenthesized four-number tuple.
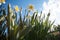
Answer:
(42, 0, 60, 25)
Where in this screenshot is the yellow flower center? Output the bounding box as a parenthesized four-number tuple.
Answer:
(28, 4, 34, 11)
(2, 0, 5, 3)
(15, 5, 19, 11)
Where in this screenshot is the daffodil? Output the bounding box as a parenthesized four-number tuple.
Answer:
(15, 5, 19, 12)
(0, 0, 5, 5)
(2, 0, 5, 4)
(28, 4, 34, 11)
